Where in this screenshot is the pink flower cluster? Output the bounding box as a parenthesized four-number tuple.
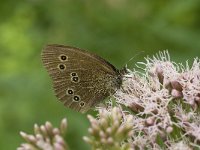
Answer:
(113, 51, 200, 149)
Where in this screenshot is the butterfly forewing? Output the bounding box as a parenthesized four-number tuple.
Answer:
(41, 44, 121, 113)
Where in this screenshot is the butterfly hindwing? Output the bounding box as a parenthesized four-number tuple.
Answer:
(42, 44, 121, 113)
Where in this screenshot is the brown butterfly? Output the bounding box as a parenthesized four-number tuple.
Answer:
(41, 44, 124, 113)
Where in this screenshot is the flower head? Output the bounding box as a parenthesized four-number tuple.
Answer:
(86, 51, 200, 149)
(83, 107, 133, 150)
(18, 118, 68, 150)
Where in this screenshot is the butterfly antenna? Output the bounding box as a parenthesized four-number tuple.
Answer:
(119, 51, 145, 76)
(123, 50, 145, 67)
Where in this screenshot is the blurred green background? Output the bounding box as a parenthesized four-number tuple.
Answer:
(0, 0, 199, 149)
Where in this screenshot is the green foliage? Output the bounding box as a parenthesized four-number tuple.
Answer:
(0, 0, 199, 149)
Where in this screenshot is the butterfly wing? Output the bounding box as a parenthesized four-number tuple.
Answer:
(41, 44, 121, 113)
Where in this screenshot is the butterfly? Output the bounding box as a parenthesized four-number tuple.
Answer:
(41, 44, 124, 113)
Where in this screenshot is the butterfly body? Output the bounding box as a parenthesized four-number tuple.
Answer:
(42, 44, 122, 113)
